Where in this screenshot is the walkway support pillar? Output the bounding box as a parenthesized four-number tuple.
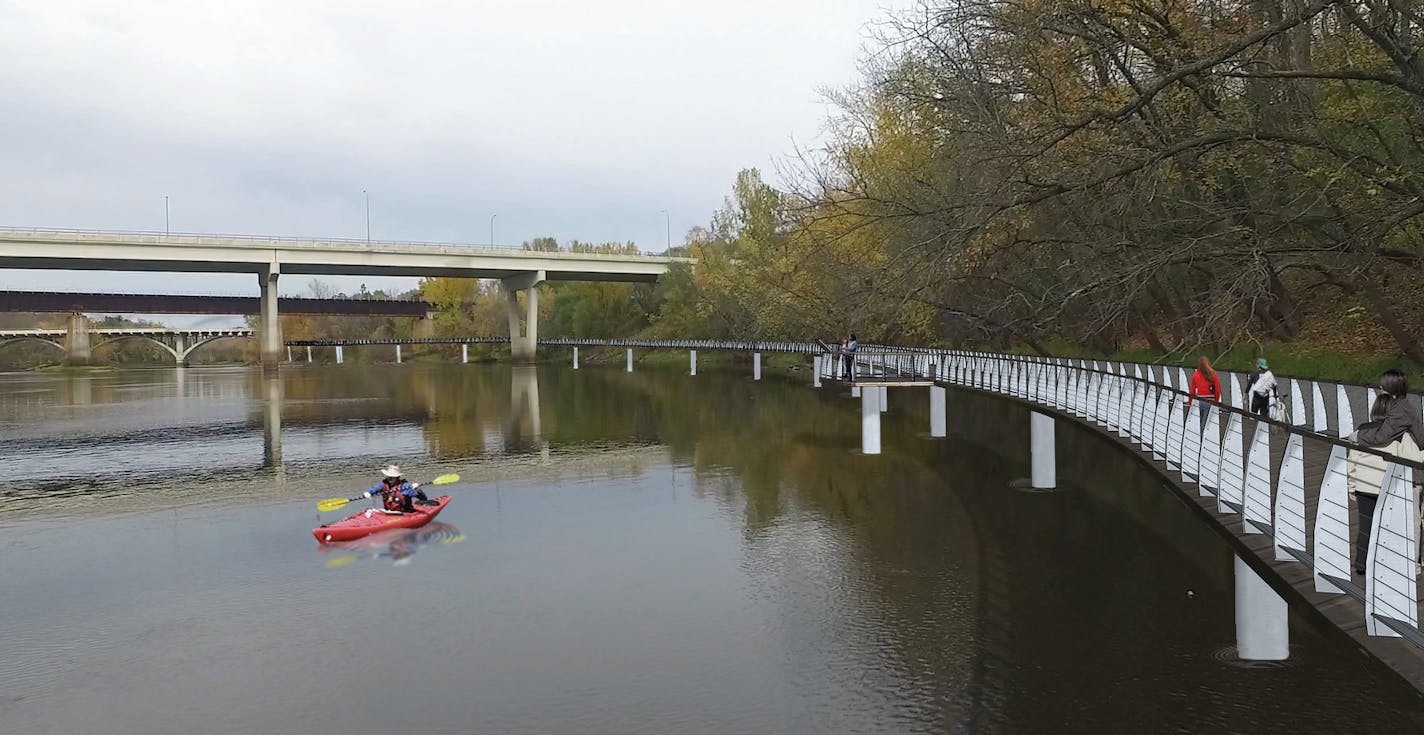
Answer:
(754, 352, 761, 380)
(335, 346, 344, 364)
(285, 346, 292, 362)
(879, 385, 888, 413)
(306, 346, 312, 363)
(395, 345, 402, 363)
(65, 312, 91, 366)
(1235, 555, 1289, 660)
(572, 347, 578, 370)
(501, 270, 545, 363)
(930, 386, 946, 438)
(258, 266, 282, 370)
(690, 350, 697, 376)
(861, 387, 881, 455)
(1031, 411, 1056, 489)
(813, 356, 822, 387)
(626, 348, 633, 372)
(462, 344, 469, 364)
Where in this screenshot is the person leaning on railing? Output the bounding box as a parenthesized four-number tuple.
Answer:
(1355, 370, 1424, 450)
(1348, 371, 1424, 576)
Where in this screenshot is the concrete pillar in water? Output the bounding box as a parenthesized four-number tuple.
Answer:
(65, 312, 91, 366)
(462, 344, 469, 364)
(626, 348, 633, 372)
(878, 385, 888, 413)
(173, 334, 188, 367)
(851, 385, 861, 398)
(690, 350, 697, 376)
(861, 387, 881, 454)
(286, 346, 292, 362)
(813, 355, 822, 387)
(572, 347, 578, 370)
(502, 270, 545, 362)
(1235, 555, 1289, 660)
(306, 346, 312, 363)
(1031, 411, 1056, 488)
(753, 352, 761, 380)
(395, 344, 402, 363)
(258, 266, 282, 369)
(335, 346, 344, 364)
(930, 386, 947, 438)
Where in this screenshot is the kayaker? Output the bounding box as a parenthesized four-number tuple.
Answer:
(363, 464, 432, 513)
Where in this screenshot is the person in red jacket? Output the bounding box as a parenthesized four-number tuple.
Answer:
(1186, 356, 1221, 435)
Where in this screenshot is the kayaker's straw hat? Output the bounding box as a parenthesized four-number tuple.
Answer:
(381, 464, 403, 478)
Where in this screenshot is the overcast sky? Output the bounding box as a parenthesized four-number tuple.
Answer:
(0, 0, 895, 317)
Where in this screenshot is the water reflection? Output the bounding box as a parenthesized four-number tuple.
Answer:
(318, 521, 465, 567)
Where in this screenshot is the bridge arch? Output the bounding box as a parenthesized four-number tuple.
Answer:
(91, 335, 180, 364)
(0, 336, 65, 356)
(178, 334, 255, 365)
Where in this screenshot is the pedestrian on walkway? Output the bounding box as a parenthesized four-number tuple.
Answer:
(1355, 369, 1424, 450)
(1348, 394, 1396, 575)
(1245, 358, 1276, 418)
(1186, 356, 1221, 435)
(842, 333, 858, 380)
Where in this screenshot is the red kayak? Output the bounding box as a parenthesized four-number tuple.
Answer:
(313, 496, 452, 544)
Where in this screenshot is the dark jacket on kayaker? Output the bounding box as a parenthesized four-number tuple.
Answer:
(364, 464, 427, 512)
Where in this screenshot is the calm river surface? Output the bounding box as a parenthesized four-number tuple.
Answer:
(1, 362, 1422, 734)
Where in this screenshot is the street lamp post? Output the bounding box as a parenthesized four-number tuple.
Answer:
(363, 190, 370, 244)
(164, 196, 169, 236)
(490, 214, 497, 247)
(660, 209, 670, 250)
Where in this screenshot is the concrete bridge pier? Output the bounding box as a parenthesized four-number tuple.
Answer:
(861, 388, 881, 455)
(335, 346, 345, 364)
(1031, 411, 1056, 489)
(463, 344, 470, 364)
(502, 270, 545, 362)
(65, 312, 91, 365)
(258, 267, 282, 369)
(572, 347, 578, 369)
(306, 346, 312, 363)
(754, 353, 761, 380)
(813, 356, 822, 387)
(626, 349, 633, 372)
(690, 350, 697, 376)
(173, 334, 188, 366)
(286, 346, 292, 362)
(930, 386, 946, 437)
(1235, 555, 1289, 660)
(395, 345, 402, 363)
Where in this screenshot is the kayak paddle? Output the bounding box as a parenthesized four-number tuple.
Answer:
(317, 473, 460, 512)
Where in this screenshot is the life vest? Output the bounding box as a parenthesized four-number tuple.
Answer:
(381, 481, 408, 512)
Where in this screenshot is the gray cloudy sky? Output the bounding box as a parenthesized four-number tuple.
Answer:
(0, 0, 893, 309)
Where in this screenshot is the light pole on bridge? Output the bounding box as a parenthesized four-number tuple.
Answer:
(164, 196, 169, 236)
(659, 209, 670, 251)
(363, 190, 370, 245)
(490, 213, 497, 247)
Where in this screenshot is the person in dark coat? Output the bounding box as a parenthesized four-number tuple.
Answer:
(1356, 370, 1424, 449)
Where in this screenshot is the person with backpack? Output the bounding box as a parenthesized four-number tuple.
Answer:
(1186, 356, 1221, 434)
(1244, 358, 1276, 418)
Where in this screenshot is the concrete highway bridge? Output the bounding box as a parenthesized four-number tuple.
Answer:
(0, 227, 678, 365)
(0, 290, 433, 316)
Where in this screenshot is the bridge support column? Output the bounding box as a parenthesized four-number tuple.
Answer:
(851, 385, 861, 398)
(930, 386, 946, 437)
(1235, 555, 1289, 660)
(173, 334, 188, 366)
(626, 348, 633, 372)
(753, 352, 761, 380)
(286, 346, 292, 362)
(879, 385, 888, 413)
(463, 344, 469, 364)
(259, 267, 282, 369)
(395, 345, 402, 363)
(572, 347, 578, 370)
(690, 350, 697, 376)
(335, 346, 344, 364)
(861, 387, 881, 455)
(1031, 411, 1056, 489)
(306, 346, 312, 363)
(65, 313, 91, 365)
(813, 356, 822, 387)
(502, 270, 545, 363)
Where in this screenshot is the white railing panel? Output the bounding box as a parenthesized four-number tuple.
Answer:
(1290, 378, 1307, 427)
(1198, 405, 1221, 496)
(1273, 433, 1306, 561)
(1314, 445, 1352, 594)
(1219, 413, 1246, 514)
(1336, 383, 1353, 439)
(1312, 380, 1329, 434)
(1166, 396, 1185, 471)
(1367, 462, 1419, 637)
(1152, 390, 1170, 461)
(1182, 399, 1202, 483)
(1244, 421, 1273, 534)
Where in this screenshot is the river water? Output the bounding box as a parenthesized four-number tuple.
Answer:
(1, 362, 1421, 734)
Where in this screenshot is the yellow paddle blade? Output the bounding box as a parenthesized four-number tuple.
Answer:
(317, 497, 353, 512)
(439, 534, 467, 545)
(430, 473, 460, 485)
(325, 556, 358, 569)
